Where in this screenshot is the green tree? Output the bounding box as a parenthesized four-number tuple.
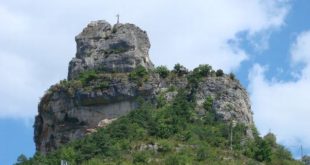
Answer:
(155, 65, 170, 78)
(216, 69, 224, 77)
(129, 65, 149, 85)
(173, 63, 188, 76)
(193, 64, 212, 77)
(203, 96, 213, 111)
(255, 139, 272, 162)
(229, 72, 235, 80)
(264, 133, 277, 147)
(15, 154, 28, 165)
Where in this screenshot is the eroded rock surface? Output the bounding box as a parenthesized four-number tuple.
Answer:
(68, 20, 154, 80)
(34, 20, 254, 154)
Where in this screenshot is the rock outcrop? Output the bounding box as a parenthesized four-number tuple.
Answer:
(68, 20, 154, 80)
(34, 20, 254, 154)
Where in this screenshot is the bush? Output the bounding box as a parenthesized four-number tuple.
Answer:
(229, 73, 235, 80)
(165, 154, 192, 165)
(203, 96, 213, 111)
(79, 70, 98, 85)
(81, 157, 106, 165)
(173, 63, 188, 76)
(156, 93, 167, 108)
(129, 65, 149, 85)
(264, 133, 277, 147)
(203, 96, 217, 124)
(188, 64, 213, 87)
(193, 64, 212, 77)
(155, 65, 170, 78)
(15, 154, 28, 165)
(94, 81, 109, 90)
(216, 69, 224, 77)
(133, 152, 148, 164)
(258, 140, 272, 162)
(196, 146, 209, 161)
(158, 140, 173, 153)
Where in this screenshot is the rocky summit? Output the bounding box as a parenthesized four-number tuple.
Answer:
(68, 20, 154, 80)
(34, 20, 254, 154)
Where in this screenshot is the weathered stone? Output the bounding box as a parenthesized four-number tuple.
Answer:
(86, 128, 97, 134)
(68, 20, 154, 80)
(98, 118, 117, 128)
(34, 20, 255, 154)
(195, 76, 254, 137)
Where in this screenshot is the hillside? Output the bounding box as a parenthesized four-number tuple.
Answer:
(16, 20, 302, 165)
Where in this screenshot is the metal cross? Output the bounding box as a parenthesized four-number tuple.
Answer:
(116, 14, 120, 24)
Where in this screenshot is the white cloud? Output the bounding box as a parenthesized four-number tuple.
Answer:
(291, 31, 310, 78)
(0, 5, 28, 35)
(249, 31, 310, 152)
(143, 0, 290, 71)
(0, 0, 289, 119)
(0, 52, 40, 118)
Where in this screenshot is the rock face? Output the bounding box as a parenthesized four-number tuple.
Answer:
(195, 76, 254, 137)
(68, 20, 154, 80)
(34, 20, 254, 154)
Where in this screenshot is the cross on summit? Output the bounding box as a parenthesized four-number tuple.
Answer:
(116, 14, 120, 24)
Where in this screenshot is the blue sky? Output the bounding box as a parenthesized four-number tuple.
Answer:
(1, 0, 310, 164)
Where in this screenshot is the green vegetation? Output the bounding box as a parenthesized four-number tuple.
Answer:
(173, 63, 188, 76)
(216, 69, 224, 77)
(155, 65, 170, 78)
(203, 96, 213, 111)
(187, 64, 213, 88)
(229, 72, 236, 80)
(128, 65, 149, 86)
(79, 70, 98, 85)
(47, 70, 109, 95)
(30, 64, 302, 165)
(17, 88, 301, 165)
(193, 64, 212, 77)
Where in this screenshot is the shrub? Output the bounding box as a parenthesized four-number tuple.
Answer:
(155, 65, 170, 78)
(188, 64, 213, 87)
(79, 70, 98, 85)
(229, 73, 235, 80)
(203, 96, 213, 111)
(156, 93, 167, 108)
(158, 140, 173, 153)
(193, 64, 212, 77)
(258, 140, 272, 162)
(173, 63, 188, 76)
(165, 154, 192, 165)
(15, 154, 28, 165)
(216, 69, 224, 77)
(133, 152, 148, 164)
(81, 157, 105, 165)
(273, 145, 293, 160)
(94, 81, 109, 90)
(129, 65, 149, 85)
(264, 133, 277, 147)
(196, 146, 209, 161)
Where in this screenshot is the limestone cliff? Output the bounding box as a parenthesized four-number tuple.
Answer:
(68, 20, 154, 80)
(34, 20, 254, 154)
